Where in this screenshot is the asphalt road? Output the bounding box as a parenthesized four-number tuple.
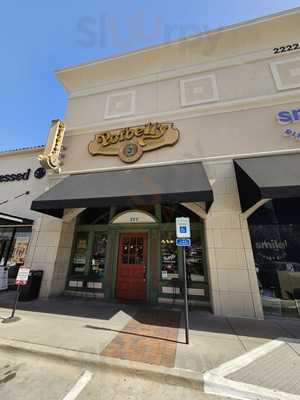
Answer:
(0, 348, 228, 400)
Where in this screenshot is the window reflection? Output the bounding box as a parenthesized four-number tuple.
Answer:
(0, 228, 14, 266)
(186, 230, 206, 282)
(186, 230, 205, 282)
(121, 237, 144, 265)
(161, 232, 178, 280)
(90, 233, 107, 278)
(249, 198, 300, 318)
(72, 232, 89, 275)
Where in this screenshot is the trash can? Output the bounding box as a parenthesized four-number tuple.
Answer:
(19, 270, 43, 302)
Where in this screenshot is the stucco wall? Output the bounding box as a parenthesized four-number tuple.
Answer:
(31, 9, 300, 317)
(61, 101, 300, 174)
(0, 150, 48, 221)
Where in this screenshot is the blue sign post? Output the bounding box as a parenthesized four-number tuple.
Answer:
(175, 218, 191, 345)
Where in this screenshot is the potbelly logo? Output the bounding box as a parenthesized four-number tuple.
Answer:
(88, 122, 180, 163)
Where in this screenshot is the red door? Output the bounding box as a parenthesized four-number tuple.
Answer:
(116, 233, 148, 300)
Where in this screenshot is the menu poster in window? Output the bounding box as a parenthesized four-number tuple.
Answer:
(161, 234, 179, 279)
(73, 255, 86, 265)
(78, 239, 87, 250)
(11, 237, 30, 264)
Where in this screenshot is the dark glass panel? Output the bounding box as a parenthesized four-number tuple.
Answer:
(90, 232, 107, 279)
(113, 205, 155, 218)
(0, 228, 14, 266)
(78, 208, 110, 225)
(249, 198, 300, 318)
(186, 230, 206, 282)
(160, 231, 178, 280)
(161, 204, 201, 223)
(71, 232, 89, 275)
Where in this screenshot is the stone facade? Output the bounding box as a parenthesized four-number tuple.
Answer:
(30, 9, 300, 318)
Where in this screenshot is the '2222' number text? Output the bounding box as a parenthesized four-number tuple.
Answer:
(273, 43, 300, 54)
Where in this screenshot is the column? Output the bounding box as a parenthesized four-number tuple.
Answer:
(25, 214, 75, 298)
(204, 160, 264, 319)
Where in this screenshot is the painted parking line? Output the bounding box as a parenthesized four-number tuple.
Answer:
(62, 370, 93, 400)
(203, 338, 300, 400)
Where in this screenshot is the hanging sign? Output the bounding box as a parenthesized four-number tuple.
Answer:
(88, 121, 179, 163)
(16, 267, 30, 286)
(38, 119, 65, 172)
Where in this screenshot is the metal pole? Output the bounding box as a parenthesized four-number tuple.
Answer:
(182, 247, 189, 345)
(10, 285, 21, 319)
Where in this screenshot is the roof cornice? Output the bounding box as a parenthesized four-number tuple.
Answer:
(0, 145, 44, 158)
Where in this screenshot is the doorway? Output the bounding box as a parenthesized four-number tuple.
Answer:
(116, 232, 148, 300)
(0, 239, 10, 266)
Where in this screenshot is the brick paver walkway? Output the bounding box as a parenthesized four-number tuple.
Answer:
(101, 309, 181, 367)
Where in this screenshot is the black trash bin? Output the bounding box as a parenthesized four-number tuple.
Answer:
(19, 270, 43, 302)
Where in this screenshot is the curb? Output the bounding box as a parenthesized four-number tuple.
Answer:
(0, 338, 203, 391)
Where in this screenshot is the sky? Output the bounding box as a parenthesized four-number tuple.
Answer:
(1, 0, 300, 151)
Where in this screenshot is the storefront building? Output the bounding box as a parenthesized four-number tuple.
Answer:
(30, 9, 300, 319)
(0, 146, 47, 289)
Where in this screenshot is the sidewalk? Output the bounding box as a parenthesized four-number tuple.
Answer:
(0, 293, 300, 399)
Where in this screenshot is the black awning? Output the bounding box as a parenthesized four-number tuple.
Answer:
(234, 154, 300, 212)
(31, 162, 213, 218)
(0, 212, 33, 226)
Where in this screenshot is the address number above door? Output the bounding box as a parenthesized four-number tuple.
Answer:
(88, 122, 179, 163)
(112, 211, 157, 224)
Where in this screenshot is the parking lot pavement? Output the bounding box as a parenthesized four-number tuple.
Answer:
(0, 348, 228, 400)
(0, 348, 83, 400)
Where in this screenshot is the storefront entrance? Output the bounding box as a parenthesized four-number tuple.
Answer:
(66, 204, 210, 308)
(116, 233, 148, 300)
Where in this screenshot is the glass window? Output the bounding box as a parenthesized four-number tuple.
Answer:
(121, 236, 145, 265)
(186, 230, 205, 282)
(90, 232, 107, 279)
(249, 198, 300, 318)
(7, 227, 32, 267)
(160, 232, 178, 280)
(0, 228, 14, 266)
(113, 205, 155, 219)
(78, 208, 110, 225)
(71, 232, 89, 275)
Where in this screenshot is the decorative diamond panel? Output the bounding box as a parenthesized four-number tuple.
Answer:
(271, 57, 300, 90)
(104, 90, 136, 119)
(180, 75, 219, 107)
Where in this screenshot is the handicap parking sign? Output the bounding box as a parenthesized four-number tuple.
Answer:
(176, 217, 191, 238)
